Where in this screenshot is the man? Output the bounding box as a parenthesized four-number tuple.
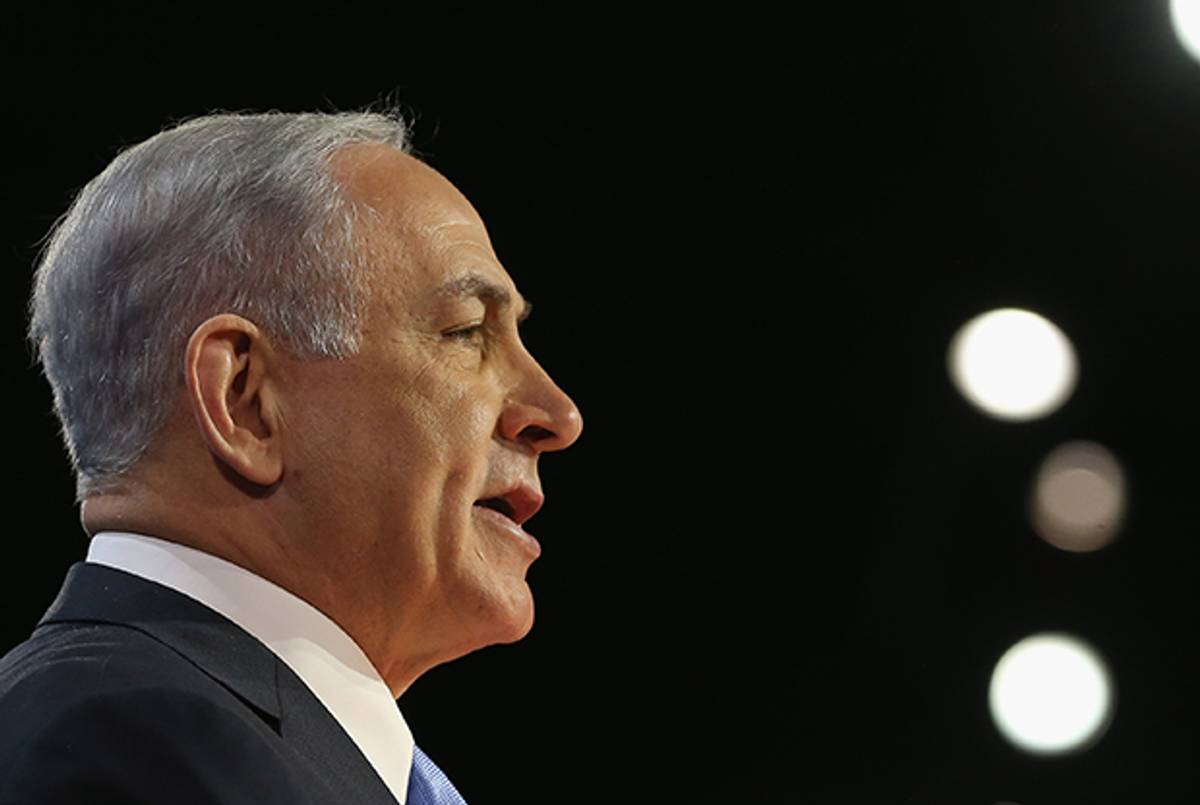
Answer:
(0, 111, 582, 803)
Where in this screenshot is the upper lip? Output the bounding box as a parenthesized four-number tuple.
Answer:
(476, 481, 544, 526)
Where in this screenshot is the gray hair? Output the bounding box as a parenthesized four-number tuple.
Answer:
(28, 110, 411, 499)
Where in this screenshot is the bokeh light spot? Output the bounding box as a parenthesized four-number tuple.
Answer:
(1171, 0, 1200, 64)
(1031, 441, 1126, 552)
(989, 633, 1114, 756)
(948, 308, 1078, 421)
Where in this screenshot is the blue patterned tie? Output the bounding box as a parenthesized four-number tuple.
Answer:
(407, 745, 468, 805)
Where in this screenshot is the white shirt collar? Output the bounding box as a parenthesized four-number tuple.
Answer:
(86, 531, 412, 804)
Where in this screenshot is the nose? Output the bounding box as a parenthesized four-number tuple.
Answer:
(498, 358, 583, 455)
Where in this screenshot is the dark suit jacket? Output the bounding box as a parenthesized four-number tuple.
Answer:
(0, 562, 401, 804)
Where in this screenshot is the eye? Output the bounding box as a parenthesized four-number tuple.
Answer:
(444, 322, 486, 346)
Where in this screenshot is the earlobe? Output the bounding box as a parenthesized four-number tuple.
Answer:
(185, 315, 284, 487)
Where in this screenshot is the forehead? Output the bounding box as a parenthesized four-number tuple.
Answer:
(331, 143, 480, 231)
(331, 143, 513, 302)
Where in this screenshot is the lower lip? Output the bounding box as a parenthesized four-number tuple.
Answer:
(472, 506, 541, 557)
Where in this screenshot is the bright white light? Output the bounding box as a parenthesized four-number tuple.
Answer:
(1031, 441, 1127, 552)
(1171, 0, 1200, 64)
(948, 308, 1078, 421)
(989, 633, 1114, 755)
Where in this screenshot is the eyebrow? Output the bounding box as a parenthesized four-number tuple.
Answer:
(435, 273, 533, 323)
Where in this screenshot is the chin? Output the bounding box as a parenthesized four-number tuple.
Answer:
(486, 587, 536, 646)
(508, 606, 535, 642)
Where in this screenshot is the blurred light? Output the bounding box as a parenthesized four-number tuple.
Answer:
(989, 633, 1114, 756)
(1030, 441, 1126, 552)
(948, 308, 1078, 421)
(1171, 0, 1200, 64)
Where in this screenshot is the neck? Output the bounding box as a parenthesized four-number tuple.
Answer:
(80, 489, 450, 698)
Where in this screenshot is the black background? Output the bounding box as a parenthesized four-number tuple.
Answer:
(5, 4, 1199, 803)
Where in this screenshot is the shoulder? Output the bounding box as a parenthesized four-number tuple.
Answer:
(0, 622, 304, 804)
(0, 619, 261, 725)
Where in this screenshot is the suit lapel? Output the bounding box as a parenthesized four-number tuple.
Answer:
(39, 562, 399, 804)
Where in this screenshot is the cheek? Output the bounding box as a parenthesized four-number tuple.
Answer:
(409, 379, 499, 462)
(399, 394, 493, 523)
(460, 398, 498, 441)
(383, 363, 505, 517)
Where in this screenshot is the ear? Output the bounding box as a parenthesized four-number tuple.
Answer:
(184, 314, 284, 487)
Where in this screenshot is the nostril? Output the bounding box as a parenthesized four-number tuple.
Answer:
(518, 425, 557, 444)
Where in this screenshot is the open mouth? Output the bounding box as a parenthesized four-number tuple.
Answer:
(472, 483, 544, 528)
(474, 496, 517, 522)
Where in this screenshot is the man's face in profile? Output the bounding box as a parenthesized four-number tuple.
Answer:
(275, 145, 582, 670)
